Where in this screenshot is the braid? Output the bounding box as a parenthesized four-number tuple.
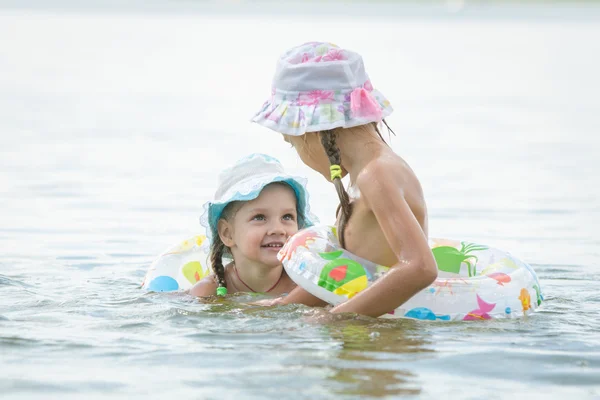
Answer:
(210, 237, 227, 295)
(320, 129, 353, 249)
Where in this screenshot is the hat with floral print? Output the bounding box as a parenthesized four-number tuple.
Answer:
(252, 42, 393, 136)
(199, 153, 318, 242)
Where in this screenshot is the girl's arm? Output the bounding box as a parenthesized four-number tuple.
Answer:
(330, 161, 438, 317)
(275, 286, 329, 307)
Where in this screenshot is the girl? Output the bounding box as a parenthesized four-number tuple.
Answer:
(252, 42, 438, 317)
(189, 153, 317, 297)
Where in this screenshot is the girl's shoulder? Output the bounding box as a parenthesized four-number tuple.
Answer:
(188, 274, 218, 297)
(356, 156, 409, 190)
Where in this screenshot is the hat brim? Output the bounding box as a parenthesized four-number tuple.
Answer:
(251, 88, 393, 136)
(200, 174, 318, 241)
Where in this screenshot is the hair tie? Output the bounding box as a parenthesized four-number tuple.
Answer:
(330, 165, 342, 181)
(216, 286, 227, 296)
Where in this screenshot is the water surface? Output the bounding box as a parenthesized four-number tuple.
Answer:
(1, 1, 599, 399)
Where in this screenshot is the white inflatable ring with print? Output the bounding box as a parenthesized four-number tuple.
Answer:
(279, 225, 543, 321)
(142, 235, 211, 292)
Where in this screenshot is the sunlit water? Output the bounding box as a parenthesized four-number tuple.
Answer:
(1, 1, 599, 399)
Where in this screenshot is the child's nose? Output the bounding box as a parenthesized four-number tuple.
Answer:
(268, 220, 287, 235)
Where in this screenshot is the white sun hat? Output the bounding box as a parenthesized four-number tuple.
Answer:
(199, 153, 318, 241)
(252, 41, 393, 136)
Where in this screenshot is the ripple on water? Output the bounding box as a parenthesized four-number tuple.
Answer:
(2, 3, 600, 399)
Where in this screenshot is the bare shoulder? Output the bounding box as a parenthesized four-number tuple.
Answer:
(188, 274, 218, 297)
(356, 156, 408, 199)
(355, 153, 428, 234)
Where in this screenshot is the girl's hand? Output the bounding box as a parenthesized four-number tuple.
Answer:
(272, 286, 329, 307)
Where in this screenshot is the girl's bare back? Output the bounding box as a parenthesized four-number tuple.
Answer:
(343, 151, 428, 268)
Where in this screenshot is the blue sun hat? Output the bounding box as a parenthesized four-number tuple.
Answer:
(199, 153, 318, 241)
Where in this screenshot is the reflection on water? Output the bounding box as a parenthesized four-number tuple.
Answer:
(326, 321, 430, 397)
(332, 367, 420, 397)
(329, 320, 431, 354)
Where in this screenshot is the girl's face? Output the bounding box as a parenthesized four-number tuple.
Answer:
(284, 134, 332, 181)
(218, 183, 299, 269)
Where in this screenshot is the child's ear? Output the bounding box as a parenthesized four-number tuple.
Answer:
(217, 219, 235, 247)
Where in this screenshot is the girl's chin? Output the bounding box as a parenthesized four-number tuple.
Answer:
(258, 247, 284, 266)
(260, 257, 283, 268)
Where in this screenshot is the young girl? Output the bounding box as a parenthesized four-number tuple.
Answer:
(189, 153, 317, 297)
(252, 42, 438, 317)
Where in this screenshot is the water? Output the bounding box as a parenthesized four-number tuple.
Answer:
(1, 1, 600, 398)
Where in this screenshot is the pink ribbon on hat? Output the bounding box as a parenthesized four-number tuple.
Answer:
(350, 87, 383, 121)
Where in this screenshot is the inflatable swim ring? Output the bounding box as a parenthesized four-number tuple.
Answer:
(141, 235, 211, 292)
(278, 225, 543, 321)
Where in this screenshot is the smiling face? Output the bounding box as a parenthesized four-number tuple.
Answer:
(218, 183, 299, 269)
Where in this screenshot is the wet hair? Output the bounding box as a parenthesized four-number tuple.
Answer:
(209, 182, 299, 293)
(319, 129, 352, 248)
(319, 121, 390, 249)
(209, 201, 239, 292)
(210, 238, 228, 290)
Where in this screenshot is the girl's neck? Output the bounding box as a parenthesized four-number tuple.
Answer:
(230, 259, 284, 293)
(336, 126, 389, 185)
